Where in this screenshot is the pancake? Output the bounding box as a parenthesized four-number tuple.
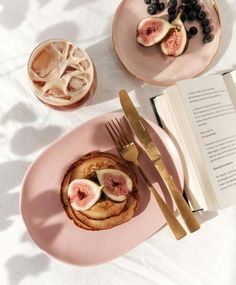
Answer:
(60, 151, 139, 230)
(80, 196, 127, 220)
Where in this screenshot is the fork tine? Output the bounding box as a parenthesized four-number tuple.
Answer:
(109, 120, 126, 148)
(111, 120, 126, 146)
(115, 117, 129, 145)
(108, 121, 125, 148)
(105, 123, 122, 149)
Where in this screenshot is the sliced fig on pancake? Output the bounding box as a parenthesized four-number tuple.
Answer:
(96, 169, 133, 202)
(67, 179, 102, 211)
(60, 169, 93, 230)
(60, 151, 139, 230)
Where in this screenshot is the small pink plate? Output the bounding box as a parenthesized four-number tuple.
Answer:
(112, 0, 221, 86)
(20, 112, 184, 266)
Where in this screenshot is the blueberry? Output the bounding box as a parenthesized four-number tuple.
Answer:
(151, 0, 159, 5)
(184, 4, 192, 13)
(168, 14, 176, 22)
(180, 13, 187, 22)
(187, 31, 192, 39)
(190, 0, 197, 5)
(197, 11, 206, 20)
(189, 26, 198, 35)
(201, 18, 209, 27)
(193, 4, 201, 12)
(158, 2, 165, 10)
(168, 7, 176, 15)
(144, 0, 152, 4)
(203, 34, 212, 43)
(188, 10, 196, 21)
(147, 4, 158, 15)
(203, 26, 211, 34)
(178, 4, 184, 11)
(169, 0, 177, 7)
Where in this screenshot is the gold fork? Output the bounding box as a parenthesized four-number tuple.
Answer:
(105, 118, 187, 240)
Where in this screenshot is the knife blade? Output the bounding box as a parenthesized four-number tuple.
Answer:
(119, 89, 200, 233)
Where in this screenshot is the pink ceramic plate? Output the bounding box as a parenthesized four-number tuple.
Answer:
(112, 0, 221, 86)
(20, 112, 184, 266)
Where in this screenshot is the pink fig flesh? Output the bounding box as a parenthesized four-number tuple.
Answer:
(68, 179, 102, 211)
(96, 169, 133, 202)
(137, 17, 176, 47)
(102, 173, 129, 196)
(161, 13, 187, 56)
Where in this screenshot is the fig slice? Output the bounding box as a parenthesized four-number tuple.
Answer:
(160, 13, 187, 56)
(136, 17, 176, 47)
(67, 179, 102, 211)
(96, 169, 133, 202)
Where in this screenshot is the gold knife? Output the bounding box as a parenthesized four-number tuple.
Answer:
(119, 89, 200, 233)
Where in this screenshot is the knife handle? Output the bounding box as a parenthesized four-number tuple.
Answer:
(155, 162, 200, 233)
(137, 166, 187, 240)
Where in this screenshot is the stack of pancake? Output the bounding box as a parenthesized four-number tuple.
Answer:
(60, 151, 139, 230)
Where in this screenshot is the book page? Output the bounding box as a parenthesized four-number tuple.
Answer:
(166, 86, 218, 210)
(177, 75, 236, 209)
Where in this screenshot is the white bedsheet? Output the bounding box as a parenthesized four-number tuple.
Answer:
(1, 0, 236, 284)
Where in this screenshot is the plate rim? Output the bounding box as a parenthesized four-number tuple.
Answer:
(112, 0, 222, 86)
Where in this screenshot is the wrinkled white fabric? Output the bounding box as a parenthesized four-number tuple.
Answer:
(0, 0, 236, 284)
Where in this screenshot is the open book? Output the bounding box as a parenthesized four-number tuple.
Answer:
(152, 71, 236, 211)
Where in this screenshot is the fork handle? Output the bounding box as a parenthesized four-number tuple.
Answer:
(136, 165, 187, 240)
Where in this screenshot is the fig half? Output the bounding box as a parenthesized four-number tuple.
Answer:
(96, 169, 133, 202)
(161, 13, 187, 56)
(67, 179, 102, 211)
(136, 17, 176, 47)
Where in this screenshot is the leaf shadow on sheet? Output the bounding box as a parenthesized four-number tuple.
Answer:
(10, 126, 63, 156)
(5, 254, 50, 285)
(64, 0, 98, 10)
(0, 160, 31, 231)
(4, 188, 64, 284)
(37, 0, 54, 8)
(0, 102, 64, 231)
(1, 103, 37, 124)
(2, 101, 64, 157)
(0, 0, 29, 29)
(36, 21, 79, 43)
